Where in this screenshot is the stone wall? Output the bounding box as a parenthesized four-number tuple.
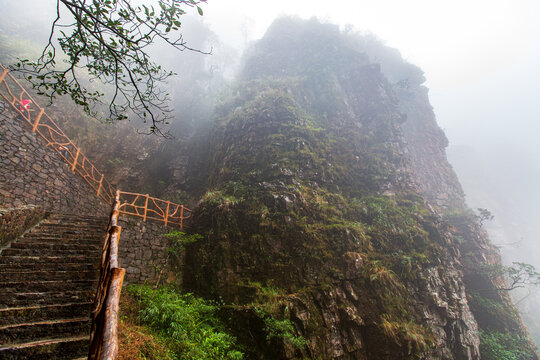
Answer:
(0, 103, 110, 216)
(118, 216, 177, 285)
(0, 102, 178, 286)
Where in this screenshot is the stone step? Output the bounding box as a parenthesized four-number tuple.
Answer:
(0, 336, 89, 360)
(25, 228, 104, 236)
(15, 237, 103, 247)
(0, 303, 93, 326)
(0, 263, 99, 273)
(48, 213, 108, 221)
(0, 269, 99, 282)
(21, 234, 104, 242)
(0, 318, 90, 344)
(48, 218, 107, 225)
(0, 255, 98, 265)
(20, 232, 104, 240)
(0, 289, 95, 308)
(1, 280, 98, 293)
(0, 213, 106, 358)
(8, 242, 101, 251)
(1, 247, 101, 257)
(30, 224, 106, 231)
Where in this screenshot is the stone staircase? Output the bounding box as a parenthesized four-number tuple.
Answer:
(0, 213, 108, 359)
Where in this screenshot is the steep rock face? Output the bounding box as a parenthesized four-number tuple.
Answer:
(185, 18, 484, 359)
(392, 50, 538, 359)
(398, 85, 466, 211)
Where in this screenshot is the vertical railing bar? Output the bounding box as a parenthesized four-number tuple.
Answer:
(0, 68, 8, 83)
(72, 148, 80, 172)
(143, 194, 149, 222)
(164, 201, 170, 227)
(97, 174, 104, 197)
(180, 205, 184, 230)
(32, 108, 45, 132)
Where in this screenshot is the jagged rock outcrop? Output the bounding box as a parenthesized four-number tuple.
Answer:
(398, 85, 466, 212)
(181, 18, 534, 359)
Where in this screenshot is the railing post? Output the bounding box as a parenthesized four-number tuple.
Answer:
(32, 108, 45, 132)
(97, 174, 104, 197)
(0, 68, 8, 83)
(72, 148, 80, 172)
(180, 205, 184, 230)
(143, 194, 149, 222)
(164, 201, 170, 227)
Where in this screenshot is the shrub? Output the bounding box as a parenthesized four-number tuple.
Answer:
(254, 307, 308, 349)
(480, 330, 537, 360)
(127, 285, 243, 360)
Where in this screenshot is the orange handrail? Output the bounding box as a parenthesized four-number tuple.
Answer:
(117, 191, 192, 228)
(88, 191, 126, 360)
(0, 65, 191, 229)
(0, 65, 115, 204)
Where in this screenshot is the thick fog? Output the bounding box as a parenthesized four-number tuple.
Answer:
(2, 0, 539, 339)
(203, 0, 540, 308)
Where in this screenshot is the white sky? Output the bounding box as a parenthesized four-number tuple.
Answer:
(200, 0, 540, 139)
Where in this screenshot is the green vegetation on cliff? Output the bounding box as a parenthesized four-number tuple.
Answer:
(124, 285, 244, 360)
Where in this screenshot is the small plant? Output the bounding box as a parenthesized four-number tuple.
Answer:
(380, 314, 400, 343)
(366, 260, 403, 290)
(202, 190, 243, 208)
(164, 231, 202, 252)
(379, 314, 432, 354)
(254, 307, 308, 349)
(476, 208, 494, 226)
(480, 262, 540, 291)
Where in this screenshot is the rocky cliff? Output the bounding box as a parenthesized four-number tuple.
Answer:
(182, 18, 536, 359)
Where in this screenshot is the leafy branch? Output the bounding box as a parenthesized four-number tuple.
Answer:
(11, 0, 208, 134)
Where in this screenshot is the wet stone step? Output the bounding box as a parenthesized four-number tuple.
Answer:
(0, 336, 89, 360)
(0, 270, 99, 282)
(20, 232, 104, 239)
(21, 231, 104, 238)
(0, 289, 95, 308)
(15, 239, 104, 247)
(48, 214, 108, 221)
(1, 248, 101, 257)
(0, 318, 91, 344)
(1, 280, 98, 293)
(0, 213, 105, 359)
(0, 302, 93, 326)
(0, 263, 99, 273)
(21, 229, 103, 235)
(30, 225, 106, 233)
(0, 255, 98, 265)
(9, 242, 101, 250)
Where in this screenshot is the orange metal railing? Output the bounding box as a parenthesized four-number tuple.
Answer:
(117, 191, 192, 229)
(0, 66, 116, 204)
(0, 65, 192, 229)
